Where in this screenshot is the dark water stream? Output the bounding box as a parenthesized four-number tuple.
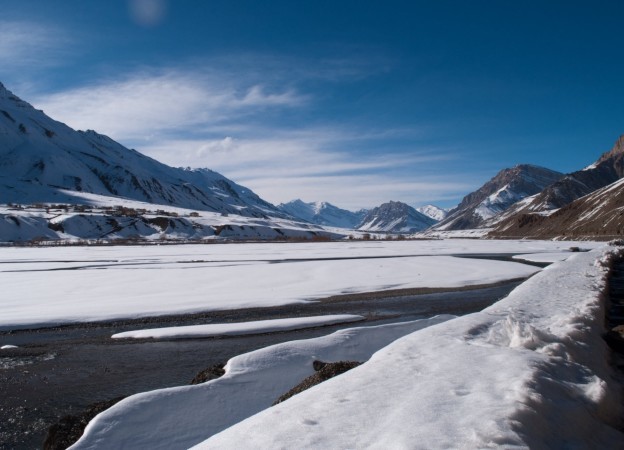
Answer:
(0, 278, 525, 449)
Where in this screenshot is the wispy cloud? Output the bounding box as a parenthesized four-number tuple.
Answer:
(32, 70, 305, 141)
(138, 129, 464, 210)
(0, 21, 71, 68)
(243, 174, 472, 211)
(29, 63, 466, 210)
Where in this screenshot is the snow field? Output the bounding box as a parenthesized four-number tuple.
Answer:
(0, 239, 585, 330)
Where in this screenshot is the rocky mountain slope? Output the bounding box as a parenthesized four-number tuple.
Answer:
(277, 200, 367, 229)
(358, 201, 436, 233)
(488, 177, 624, 240)
(487, 135, 624, 229)
(433, 165, 564, 230)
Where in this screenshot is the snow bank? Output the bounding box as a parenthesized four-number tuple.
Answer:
(70, 316, 454, 449)
(198, 246, 624, 449)
(111, 315, 365, 339)
(512, 251, 576, 263)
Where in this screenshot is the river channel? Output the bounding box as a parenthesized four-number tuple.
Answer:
(0, 253, 543, 449)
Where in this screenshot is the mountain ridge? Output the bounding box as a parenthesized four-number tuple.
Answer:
(0, 83, 285, 219)
(433, 164, 564, 230)
(358, 201, 436, 233)
(488, 134, 624, 237)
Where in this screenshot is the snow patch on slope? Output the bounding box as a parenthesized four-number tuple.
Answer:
(416, 204, 449, 221)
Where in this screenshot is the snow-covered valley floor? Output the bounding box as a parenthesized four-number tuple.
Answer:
(1, 239, 619, 449)
(0, 239, 597, 330)
(68, 242, 624, 450)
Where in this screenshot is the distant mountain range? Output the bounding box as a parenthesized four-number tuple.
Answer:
(277, 200, 367, 229)
(278, 200, 444, 233)
(0, 81, 622, 241)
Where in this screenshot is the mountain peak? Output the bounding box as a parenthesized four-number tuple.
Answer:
(416, 204, 449, 221)
(0, 81, 15, 99)
(358, 201, 436, 233)
(494, 132, 624, 216)
(434, 164, 564, 230)
(597, 134, 624, 164)
(0, 82, 35, 110)
(277, 199, 366, 229)
(0, 81, 284, 219)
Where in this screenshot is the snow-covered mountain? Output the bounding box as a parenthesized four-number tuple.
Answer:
(489, 176, 624, 240)
(416, 204, 449, 222)
(0, 82, 351, 242)
(487, 135, 624, 227)
(358, 201, 436, 233)
(277, 199, 367, 229)
(433, 165, 564, 230)
(0, 82, 285, 219)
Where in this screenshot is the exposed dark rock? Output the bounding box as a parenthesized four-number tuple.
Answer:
(273, 360, 362, 405)
(190, 362, 226, 384)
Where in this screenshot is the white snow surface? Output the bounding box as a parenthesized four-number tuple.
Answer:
(416, 204, 449, 221)
(112, 315, 364, 339)
(198, 246, 624, 449)
(70, 316, 455, 450)
(0, 240, 595, 330)
(0, 345, 18, 349)
(512, 251, 576, 263)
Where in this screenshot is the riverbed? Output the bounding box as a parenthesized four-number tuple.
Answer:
(0, 279, 524, 449)
(1, 239, 586, 448)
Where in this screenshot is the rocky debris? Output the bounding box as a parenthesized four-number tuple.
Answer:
(605, 325, 624, 354)
(604, 259, 624, 355)
(273, 360, 362, 406)
(190, 362, 226, 384)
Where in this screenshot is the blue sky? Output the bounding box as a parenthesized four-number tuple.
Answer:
(1, 0, 623, 210)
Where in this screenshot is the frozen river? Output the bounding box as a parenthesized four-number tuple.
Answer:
(0, 239, 594, 448)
